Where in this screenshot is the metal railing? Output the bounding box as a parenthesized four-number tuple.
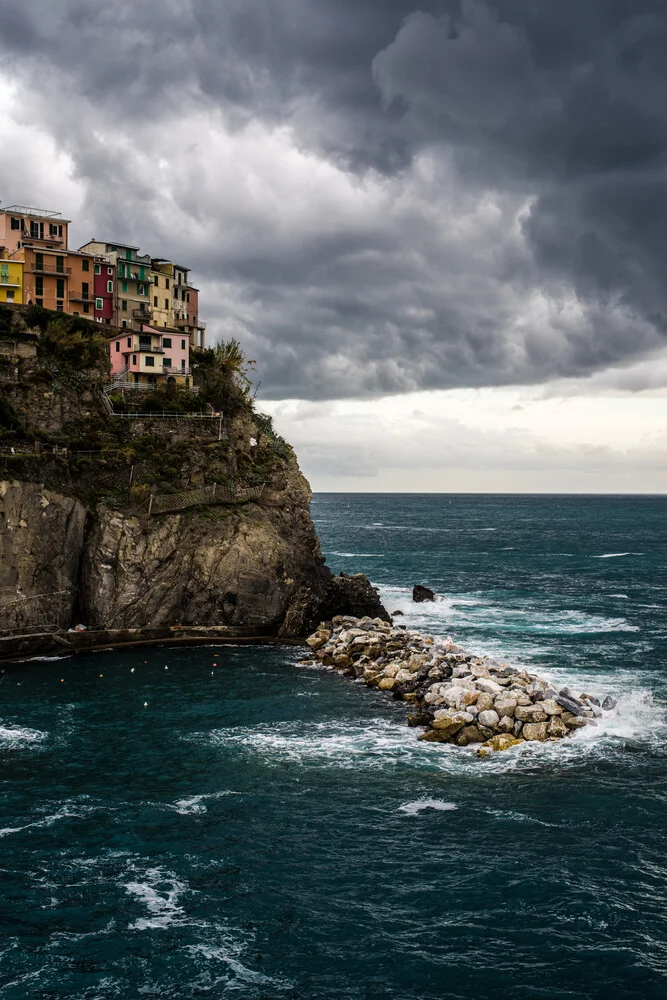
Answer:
(148, 482, 265, 515)
(26, 264, 71, 275)
(0, 276, 21, 286)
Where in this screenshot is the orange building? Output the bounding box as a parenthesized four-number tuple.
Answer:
(66, 251, 96, 318)
(19, 245, 70, 311)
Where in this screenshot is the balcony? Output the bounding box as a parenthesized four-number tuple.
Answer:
(0, 276, 21, 287)
(69, 292, 94, 302)
(137, 341, 164, 354)
(120, 271, 150, 284)
(22, 230, 64, 245)
(163, 366, 193, 375)
(133, 308, 153, 321)
(27, 263, 71, 275)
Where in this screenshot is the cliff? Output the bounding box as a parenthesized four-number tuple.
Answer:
(0, 305, 387, 653)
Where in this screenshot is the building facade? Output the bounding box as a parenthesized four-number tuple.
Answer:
(94, 259, 115, 324)
(18, 245, 70, 311)
(107, 326, 192, 387)
(0, 205, 69, 257)
(66, 251, 96, 318)
(151, 259, 206, 348)
(79, 240, 153, 329)
(0, 254, 24, 305)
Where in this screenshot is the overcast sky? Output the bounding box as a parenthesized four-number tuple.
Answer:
(1, 0, 666, 491)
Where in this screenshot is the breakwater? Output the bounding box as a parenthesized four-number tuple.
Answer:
(305, 616, 618, 753)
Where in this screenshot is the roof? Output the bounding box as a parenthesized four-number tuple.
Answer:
(2, 204, 71, 222)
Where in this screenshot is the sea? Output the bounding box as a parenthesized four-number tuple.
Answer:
(1, 493, 666, 1000)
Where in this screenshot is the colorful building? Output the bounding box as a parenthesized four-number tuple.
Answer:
(0, 205, 69, 257)
(151, 258, 206, 347)
(0, 254, 24, 305)
(106, 325, 192, 388)
(66, 251, 97, 318)
(79, 240, 153, 329)
(94, 258, 115, 324)
(18, 244, 70, 312)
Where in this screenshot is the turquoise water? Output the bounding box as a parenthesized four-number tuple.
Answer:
(1, 494, 667, 999)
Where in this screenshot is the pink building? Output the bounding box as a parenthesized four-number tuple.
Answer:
(107, 325, 192, 388)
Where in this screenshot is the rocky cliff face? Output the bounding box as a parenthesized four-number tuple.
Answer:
(0, 313, 387, 644)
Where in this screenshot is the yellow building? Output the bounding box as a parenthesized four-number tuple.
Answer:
(0, 256, 24, 305)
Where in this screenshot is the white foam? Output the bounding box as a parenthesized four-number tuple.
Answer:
(171, 790, 240, 815)
(0, 799, 100, 838)
(124, 868, 188, 930)
(331, 552, 384, 558)
(23, 655, 72, 662)
(187, 943, 273, 984)
(0, 724, 47, 749)
(593, 552, 643, 559)
(398, 799, 458, 816)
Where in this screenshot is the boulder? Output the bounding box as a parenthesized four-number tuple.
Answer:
(494, 696, 517, 718)
(498, 715, 515, 733)
(475, 693, 495, 714)
(461, 725, 484, 743)
(477, 709, 500, 730)
(407, 712, 434, 728)
(522, 721, 549, 741)
(333, 654, 352, 669)
(480, 734, 524, 752)
(602, 695, 617, 711)
(430, 715, 466, 738)
(515, 705, 548, 723)
(562, 714, 588, 729)
(547, 717, 569, 739)
(413, 585, 436, 603)
(535, 699, 562, 716)
(418, 729, 452, 743)
(557, 692, 585, 716)
(378, 677, 396, 691)
(475, 678, 504, 697)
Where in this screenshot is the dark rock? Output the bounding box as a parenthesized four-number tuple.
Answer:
(392, 610, 404, 616)
(280, 573, 390, 638)
(556, 693, 585, 717)
(407, 712, 434, 728)
(413, 584, 436, 603)
(602, 695, 618, 711)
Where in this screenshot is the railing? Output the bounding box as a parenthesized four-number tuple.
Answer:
(0, 276, 21, 286)
(133, 309, 153, 321)
(26, 264, 71, 275)
(69, 293, 94, 302)
(148, 482, 265, 515)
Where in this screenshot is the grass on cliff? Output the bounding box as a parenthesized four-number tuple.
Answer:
(27, 307, 109, 370)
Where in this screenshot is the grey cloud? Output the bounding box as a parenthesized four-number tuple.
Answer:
(2, 1, 667, 398)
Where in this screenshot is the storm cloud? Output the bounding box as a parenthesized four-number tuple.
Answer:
(2, 0, 667, 399)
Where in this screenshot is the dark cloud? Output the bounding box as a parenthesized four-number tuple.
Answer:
(2, 1, 667, 398)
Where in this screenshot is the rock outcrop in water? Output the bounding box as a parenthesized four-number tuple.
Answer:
(305, 617, 618, 752)
(0, 305, 387, 654)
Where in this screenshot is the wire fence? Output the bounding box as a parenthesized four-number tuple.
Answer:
(148, 482, 265, 515)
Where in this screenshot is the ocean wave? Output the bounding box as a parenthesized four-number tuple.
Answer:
(331, 552, 384, 558)
(170, 790, 241, 815)
(124, 867, 188, 931)
(398, 799, 458, 816)
(0, 724, 48, 749)
(23, 655, 72, 662)
(593, 552, 644, 559)
(0, 799, 101, 839)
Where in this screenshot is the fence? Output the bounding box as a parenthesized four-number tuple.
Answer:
(148, 482, 265, 515)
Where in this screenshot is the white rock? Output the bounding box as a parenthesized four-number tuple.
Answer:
(475, 678, 504, 697)
(477, 709, 500, 729)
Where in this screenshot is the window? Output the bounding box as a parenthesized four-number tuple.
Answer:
(115, 342, 120, 352)
(163, 337, 172, 348)
(181, 340, 185, 350)
(30, 221, 40, 238)
(126, 249, 132, 260)
(163, 357, 170, 367)
(83, 303, 89, 313)
(56, 278, 65, 298)
(145, 356, 154, 367)
(164, 299, 169, 309)
(35, 298, 43, 307)
(181, 359, 186, 371)
(94, 264, 101, 275)
(35, 277, 43, 296)
(56, 257, 64, 273)
(5, 290, 14, 301)
(138, 283, 145, 296)
(82, 282, 89, 298)
(165, 278, 170, 289)
(107, 281, 113, 293)
(35, 253, 43, 271)
(56, 301, 64, 312)
(11, 217, 20, 231)
(95, 297, 103, 309)
(153, 296, 158, 307)
(122, 320, 127, 328)
(127, 337, 131, 347)
(121, 281, 127, 293)
(121, 300, 127, 311)
(132, 355, 137, 365)
(107, 267, 113, 275)
(82, 259, 89, 272)
(186, 293, 190, 302)
(58, 225, 63, 237)
(50, 224, 58, 236)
